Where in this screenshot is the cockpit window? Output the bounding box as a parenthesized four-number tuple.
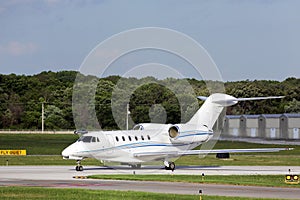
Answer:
(78, 136, 92, 143)
(91, 137, 96, 142)
(133, 124, 144, 130)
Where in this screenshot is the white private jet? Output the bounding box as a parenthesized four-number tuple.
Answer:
(62, 93, 290, 171)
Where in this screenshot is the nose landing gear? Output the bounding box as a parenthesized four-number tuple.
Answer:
(75, 160, 83, 171)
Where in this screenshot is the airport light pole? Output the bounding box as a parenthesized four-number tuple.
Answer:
(42, 102, 44, 133)
(126, 103, 130, 130)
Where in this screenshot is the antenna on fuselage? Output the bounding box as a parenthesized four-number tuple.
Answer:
(74, 130, 88, 137)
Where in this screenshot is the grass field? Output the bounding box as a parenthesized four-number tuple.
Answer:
(0, 187, 288, 200)
(0, 134, 77, 155)
(88, 174, 300, 188)
(0, 134, 300, 166)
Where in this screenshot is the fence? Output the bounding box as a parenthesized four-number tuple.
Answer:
(0, 130, 73, 134)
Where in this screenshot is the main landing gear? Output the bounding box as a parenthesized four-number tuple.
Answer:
(130, 164, 141, 169)
(75, 160, 83, 171)
(164, 161, 175, 171)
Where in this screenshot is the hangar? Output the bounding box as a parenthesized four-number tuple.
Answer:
(223, 114, 300, 140)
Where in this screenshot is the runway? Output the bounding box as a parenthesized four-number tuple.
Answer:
(1, 165, 300, 199)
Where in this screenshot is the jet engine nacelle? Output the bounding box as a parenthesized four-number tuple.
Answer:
(168, 124, 211, 144)
(169, 125, 188, 144)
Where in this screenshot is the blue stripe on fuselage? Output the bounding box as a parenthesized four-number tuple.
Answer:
(77, 131, 211, 154)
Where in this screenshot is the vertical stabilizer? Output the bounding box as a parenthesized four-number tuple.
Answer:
(187, 93, 234, 130)
(186, 93, 284, 130)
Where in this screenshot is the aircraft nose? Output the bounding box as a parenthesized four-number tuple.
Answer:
(62, 145, 73, 159)
(62, 149, 69, 158)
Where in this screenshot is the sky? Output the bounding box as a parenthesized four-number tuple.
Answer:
(0, 0, 299, 81)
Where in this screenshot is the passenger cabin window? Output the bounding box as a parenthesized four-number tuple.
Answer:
(135, 136, 138, 141)
(122, 136, 125, 141)
(141, 135, 144, 140)
(128, 136, 132, 141)
(115, 136, 119, 142)
(147, 135, 150, 140)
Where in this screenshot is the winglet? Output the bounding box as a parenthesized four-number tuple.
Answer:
(197, 96, 208, 101)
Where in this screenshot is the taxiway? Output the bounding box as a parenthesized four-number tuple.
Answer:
(1, 165, 300, 199)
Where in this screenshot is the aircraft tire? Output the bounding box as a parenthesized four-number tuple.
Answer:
(164, 162, 175, 171)
(75, 165, 83, 171)
(169, 162, 175, 171)
(131, 164, 141, 169)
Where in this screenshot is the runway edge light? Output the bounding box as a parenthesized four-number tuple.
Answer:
(199, 189, 203, 200)
(285, 174, 299, 184)
(201, 173, 205, 181)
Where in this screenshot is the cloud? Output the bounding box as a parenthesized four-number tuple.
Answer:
(0, 41, 38, 56)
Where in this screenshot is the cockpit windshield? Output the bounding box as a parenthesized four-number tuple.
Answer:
(77, 136, 92, 143)
(77, 136, 100, 143)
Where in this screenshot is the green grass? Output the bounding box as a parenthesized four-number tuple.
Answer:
(0, 187, 287, 200)
(88, 174, 300, 188)
(0, 134, 299, 166)
(0, 134, 77, 155)
(176, 154, 300, 166)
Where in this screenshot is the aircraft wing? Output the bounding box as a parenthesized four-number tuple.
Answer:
(134, 148, 293, 157)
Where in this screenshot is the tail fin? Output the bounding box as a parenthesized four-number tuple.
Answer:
(187, 93, 284, 130)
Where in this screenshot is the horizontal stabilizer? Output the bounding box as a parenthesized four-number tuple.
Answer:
(197, 94, 284, 107)
(236, 96, 285, 101)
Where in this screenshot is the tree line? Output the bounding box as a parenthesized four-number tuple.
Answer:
(0, 71, 299, 130)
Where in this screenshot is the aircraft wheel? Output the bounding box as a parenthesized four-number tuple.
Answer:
(164, 162, 175, 171)
(131, 164, 141, 169)
(75, 165, 83, 171)
(169, 162, 175, 171)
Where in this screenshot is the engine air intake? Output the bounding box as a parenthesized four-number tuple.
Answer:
(169, 126, 179, 138)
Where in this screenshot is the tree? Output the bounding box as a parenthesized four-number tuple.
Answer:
(0, 71, 299, 130)
(44, 105, 69, 130)
(284, 99, 300, 113)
